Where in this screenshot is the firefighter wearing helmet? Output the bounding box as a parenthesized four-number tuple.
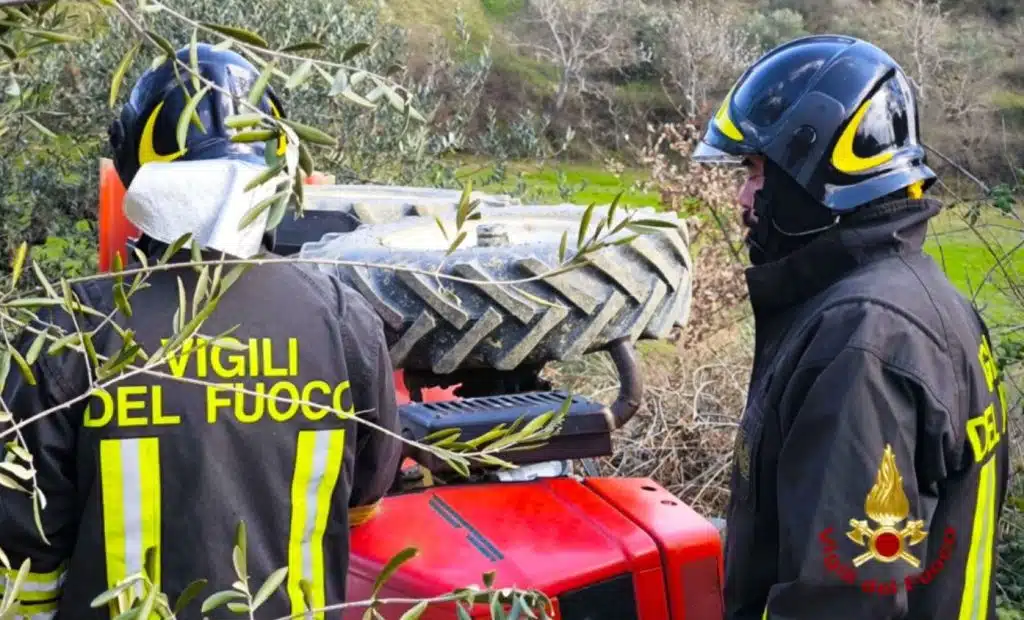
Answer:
(695, 35, 1011, 619)
(0, 43, 401, 619)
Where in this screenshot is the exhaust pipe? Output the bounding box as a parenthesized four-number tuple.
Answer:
(607, 338, 643, 430)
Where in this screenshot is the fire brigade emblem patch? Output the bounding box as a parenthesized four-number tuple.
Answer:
(846, 444, 928, 568)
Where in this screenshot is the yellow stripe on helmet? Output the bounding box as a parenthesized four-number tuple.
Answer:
(831, 97, 894, 174)
(268, 99, 287, 157)
(713, 86, 744, 142)
(138, 101, 187, 166)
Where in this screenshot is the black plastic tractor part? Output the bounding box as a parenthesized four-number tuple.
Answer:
(397, 337, 643, 475)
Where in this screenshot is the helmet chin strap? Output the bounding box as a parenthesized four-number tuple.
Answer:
(770, 213, 840, 237)
(745, 166, 841, 264)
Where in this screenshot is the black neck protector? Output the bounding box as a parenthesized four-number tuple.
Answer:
(745, 160, 839, 266)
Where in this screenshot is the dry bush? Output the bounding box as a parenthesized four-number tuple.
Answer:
(638, 122, 751, 349)
(640, 0, 760, 118)
(832, 0, 1020, 180)
(506, 0, 641, 113)
(547, 325, 754, 517)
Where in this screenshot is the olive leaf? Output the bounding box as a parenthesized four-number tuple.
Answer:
(251, 566, 288, 609)
(280, 41, 325, 53)
(372, 547, 419, 599)
(286, 59, 314, 90)
(175, 84, 210, 151)
(200, 23, 269, 49)
(200, 589, 245, 613)
(329, 69, 348, 96)
(188, 29, 200, 91)
(9, 241, 26, 290)
(172, 579, 208, 615)
(144, 30, 176, 57)
(399, 601, 429, 620)
(342, 41, 370, 62)
(281, 118, 336, 146)
(247, 61, 275, 106)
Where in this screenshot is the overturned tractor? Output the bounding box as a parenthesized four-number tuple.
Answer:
(97, 161, 724, 620)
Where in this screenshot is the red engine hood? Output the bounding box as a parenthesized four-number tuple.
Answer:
(345, 477, 667, 619)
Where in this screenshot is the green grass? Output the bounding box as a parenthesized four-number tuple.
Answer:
(490, 48, 560, 92)
(924, 208, 1024, 339)
(384, 0, 495, 44)
(453, 158, 663, 208)
(613, 80, 676, 109)
(480, 0, 526, 19)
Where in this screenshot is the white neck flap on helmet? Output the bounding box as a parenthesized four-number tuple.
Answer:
(122, 159, 280, 259)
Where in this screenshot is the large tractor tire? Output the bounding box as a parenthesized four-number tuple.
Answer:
(299, 204, 693, 374)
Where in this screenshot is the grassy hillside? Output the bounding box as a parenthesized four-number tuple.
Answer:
(379, 0, 1023, 182)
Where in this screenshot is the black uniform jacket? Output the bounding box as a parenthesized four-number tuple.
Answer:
(724, 198, 1011, 620)
(0, 246, 402, 620)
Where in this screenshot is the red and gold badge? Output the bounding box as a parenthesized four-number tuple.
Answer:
(846, 444, 928, 568)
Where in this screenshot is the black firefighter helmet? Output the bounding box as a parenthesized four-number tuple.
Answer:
(109, 43, 287, 189)
(693, 34, 936, 212)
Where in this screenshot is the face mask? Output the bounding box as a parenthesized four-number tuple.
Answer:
(744, 163, 838, 265)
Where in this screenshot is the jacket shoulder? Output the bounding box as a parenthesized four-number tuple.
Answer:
(814, 254, 975, 358)
(277, 261, 388, 362)
(275, 260, 383, 329)
(797, 254, 984, 416)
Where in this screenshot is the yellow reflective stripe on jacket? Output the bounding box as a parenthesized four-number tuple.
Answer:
(99, 437, 162, 615)
(3, 605, 58, 620)
(287, 429, 346, 620)
(0, 563, 66, 603)
(0, 562, 65, 619)
(959, 456, 998, 620)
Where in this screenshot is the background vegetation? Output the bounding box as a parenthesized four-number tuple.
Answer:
(1, 0, 1022, 616)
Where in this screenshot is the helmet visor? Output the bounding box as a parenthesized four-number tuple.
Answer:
(692, 140, 745, 164)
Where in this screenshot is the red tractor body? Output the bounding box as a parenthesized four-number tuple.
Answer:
(97, 159, 726, 619)
(346, 474, 724, 619)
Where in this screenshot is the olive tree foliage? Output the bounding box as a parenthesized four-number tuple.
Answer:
(0, 3, 688, 618)
(0, 0, 495, 286)
(0, 1, 105, 280)
(26, 0, 494, 184)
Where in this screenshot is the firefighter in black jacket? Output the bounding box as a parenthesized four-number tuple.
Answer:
(692, 35, 1012, 619)
(0, 44, 402, 619)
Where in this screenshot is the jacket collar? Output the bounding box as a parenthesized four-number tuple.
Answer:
(745, 198, 942, 315)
